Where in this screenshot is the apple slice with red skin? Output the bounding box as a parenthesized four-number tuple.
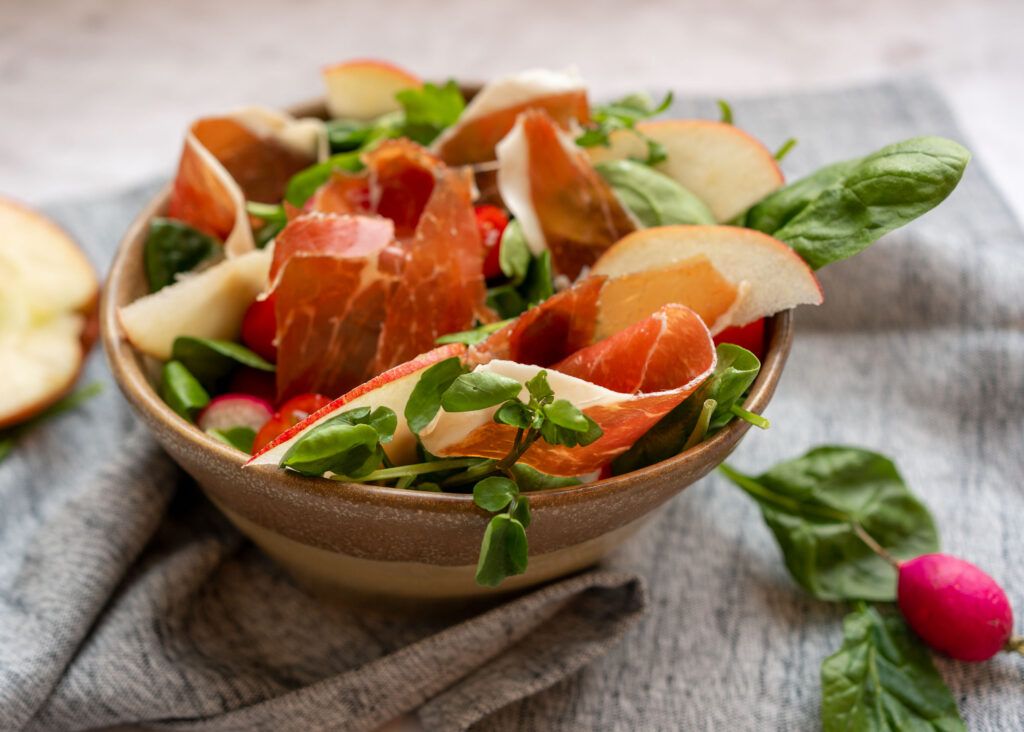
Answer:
(322, 59, 422, 120)
(591, 225, 823, 331)
(0, 198, 100, 428)
(586, 120, 783, 223)
(247, 343, 465, 469)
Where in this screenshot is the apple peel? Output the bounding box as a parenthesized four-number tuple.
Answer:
(248, 344, 466, 468)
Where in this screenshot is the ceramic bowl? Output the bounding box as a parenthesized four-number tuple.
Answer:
(101, 105, 793, 605)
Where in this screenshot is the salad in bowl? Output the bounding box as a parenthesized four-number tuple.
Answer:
(106, 60, 968, 597)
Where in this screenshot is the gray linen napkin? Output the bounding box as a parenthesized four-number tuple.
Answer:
(2, 80, 1023, 731)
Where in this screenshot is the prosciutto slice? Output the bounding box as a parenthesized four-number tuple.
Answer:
(420, 305, 716, 476)
(496, 110, 635, 279)
(372, 166, 487, 372)
(308, 139, 442, 237)
(273, 140, 488, 399)
(271, 213, 401, 400)
(432, 69, 590, 166)
(168, 107, 326, 256)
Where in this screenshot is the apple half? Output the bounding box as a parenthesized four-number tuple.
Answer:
(586, 120, 783, 223)
(322, 59, 422, 120)
(0, 198, 99, 428)
(592, 225, 823, 332)
(118, 246, 272, 361)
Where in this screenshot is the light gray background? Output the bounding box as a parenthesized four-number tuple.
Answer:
(2, 0, 1023, 223)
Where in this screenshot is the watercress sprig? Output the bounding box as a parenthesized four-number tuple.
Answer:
(576, 91, 673, 165)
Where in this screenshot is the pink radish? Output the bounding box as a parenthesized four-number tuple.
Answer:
(197, 394, 274, 433)
(898, 553, 1015, 662)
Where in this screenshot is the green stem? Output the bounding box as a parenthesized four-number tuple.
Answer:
(852, 521, 900, 568)
(730, 403, 770, 430)
(334, 457, 481, 483)
(1006, 636, 1024, 656)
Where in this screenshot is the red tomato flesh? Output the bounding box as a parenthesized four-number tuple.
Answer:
(475, 205, 508, 280)
(241, 295, 278, 363)
(714, 318, 766, 361)
(252, 392, 332, 453)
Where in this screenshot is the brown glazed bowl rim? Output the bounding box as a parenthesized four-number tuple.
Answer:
(101, 101, 793, 518)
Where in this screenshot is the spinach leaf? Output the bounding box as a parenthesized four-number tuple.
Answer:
(821, 604, 965, 732)
(171, 336, 274, 389)
(208, 426, 257, 453)
(719, 446, 939, 601)
(395, 81, 466, 145)
(404, 357, 468, 434)
(144, 218, 217, 292)
(745, 137, 970, 269)
(441, 371, 523, 412)
(487, 236, 555, 319)
(326, 111, 403, 153)
(475, 514, 529, 587)
(284, 151, 363, 207)
(595, 160, 715, 227)
(160, 361, 210, 421)
(743, 159, 860, 232)
(611, 344, 761, 474)
(435, 318, 514, 346)
(280, 406, 397, 477)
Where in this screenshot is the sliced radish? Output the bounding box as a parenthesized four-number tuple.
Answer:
(197, 394, 274, 433)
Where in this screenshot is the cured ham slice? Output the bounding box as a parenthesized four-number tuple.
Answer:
(468, 276, 604, 367)
(553, 304, 716, 393)
(372, 167, 487, 372)
(271, 213, 401, 400)
(269, 213, 394, 286)
(309, 139, 442, 237)
(432, 69, 590, 166)
(496, 110, 635, 279)
(249, 344, 465, 468)
(168, 108, 326, 256)
(420, 307, 716, 476)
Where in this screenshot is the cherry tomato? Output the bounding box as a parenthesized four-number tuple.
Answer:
(252, 392, 332, 452)
(474, 205, 509, 280)
(714, 318, 766, 361)
(241, 295, 277, 363)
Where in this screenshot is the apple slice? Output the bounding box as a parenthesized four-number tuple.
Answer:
(247, 344, 465, 469)
(592, 225, 822, 329)
(586, 120, 783, 222)
(0, 198, 99, 428)
(322, 59, 422, 120)
(118, 246, 272, 360)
